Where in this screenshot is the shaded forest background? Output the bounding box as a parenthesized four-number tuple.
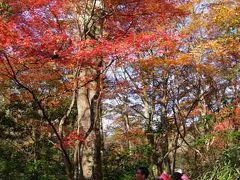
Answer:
(0, 0, 239, 179)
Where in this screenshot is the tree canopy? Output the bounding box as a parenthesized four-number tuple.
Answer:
(0, 0, 239, 179)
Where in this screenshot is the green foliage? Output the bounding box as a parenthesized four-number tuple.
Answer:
(103, 146, 150, 180)
(228, 131, 240, 141)
(203, 114, 213, 124)
(0, 103, 67, 179)
(26, 159, 66, 180)
(0, 141, 67, 179)
(194, 134, 213, 146)
(200, 144, 240, 180)
(0, 2, 12, 16)
(0, 143, 26, 178)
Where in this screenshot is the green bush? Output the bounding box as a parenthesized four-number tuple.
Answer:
(200, 145, 240, 180)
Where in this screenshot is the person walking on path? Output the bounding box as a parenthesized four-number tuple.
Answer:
(136, 167, 149, 180)
(158, 172, 170, 180)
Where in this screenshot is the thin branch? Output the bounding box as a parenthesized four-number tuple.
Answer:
(172, 104, 203, 157)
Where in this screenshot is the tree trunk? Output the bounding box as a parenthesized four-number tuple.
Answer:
(75, 68, 97, 179)
(93, 64, 103, 180)
(32, 126, 40, 180)
(143, 96, 155, 177)
(73, 0, 104, 178)
(93, 97, 103, 180)
(160, 78, 171, 174)
(123, 101, 132, 150)
(172, 133, 179, 173)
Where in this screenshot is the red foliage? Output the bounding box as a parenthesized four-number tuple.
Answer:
(62, 131, 85, 148)
(214, 119, 233, 132)
(212, 136, 225, 149)
(0, 0, 188, 155)
(214, 105, 240, 132)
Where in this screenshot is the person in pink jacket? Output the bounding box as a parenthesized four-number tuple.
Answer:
(157, 172, 170, 180)
(181, 174, 189, 180)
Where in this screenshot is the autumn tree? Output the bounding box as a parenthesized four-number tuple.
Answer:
(1, 0, 238, 179)
(0, 0, 186, 179)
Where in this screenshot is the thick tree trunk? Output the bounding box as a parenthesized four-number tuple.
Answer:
(72, 0, 104, 178)
(75, 68, 97, 179)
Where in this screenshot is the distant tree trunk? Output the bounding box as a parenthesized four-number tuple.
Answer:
(172, 133, 179, 172)
(143, 93, 155, 177)
(32, 126, 40, 180)
(123, 100, 132, 150)
(160, 112, 171, 174)
(143, 91, 154, 146)
(160, 77, 171, 174)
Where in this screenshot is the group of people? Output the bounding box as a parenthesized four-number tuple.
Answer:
(136, 167, 189, 180)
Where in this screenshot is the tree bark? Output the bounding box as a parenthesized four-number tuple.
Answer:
(75, 68, 97, 179)
(73, 0, 104, 178)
